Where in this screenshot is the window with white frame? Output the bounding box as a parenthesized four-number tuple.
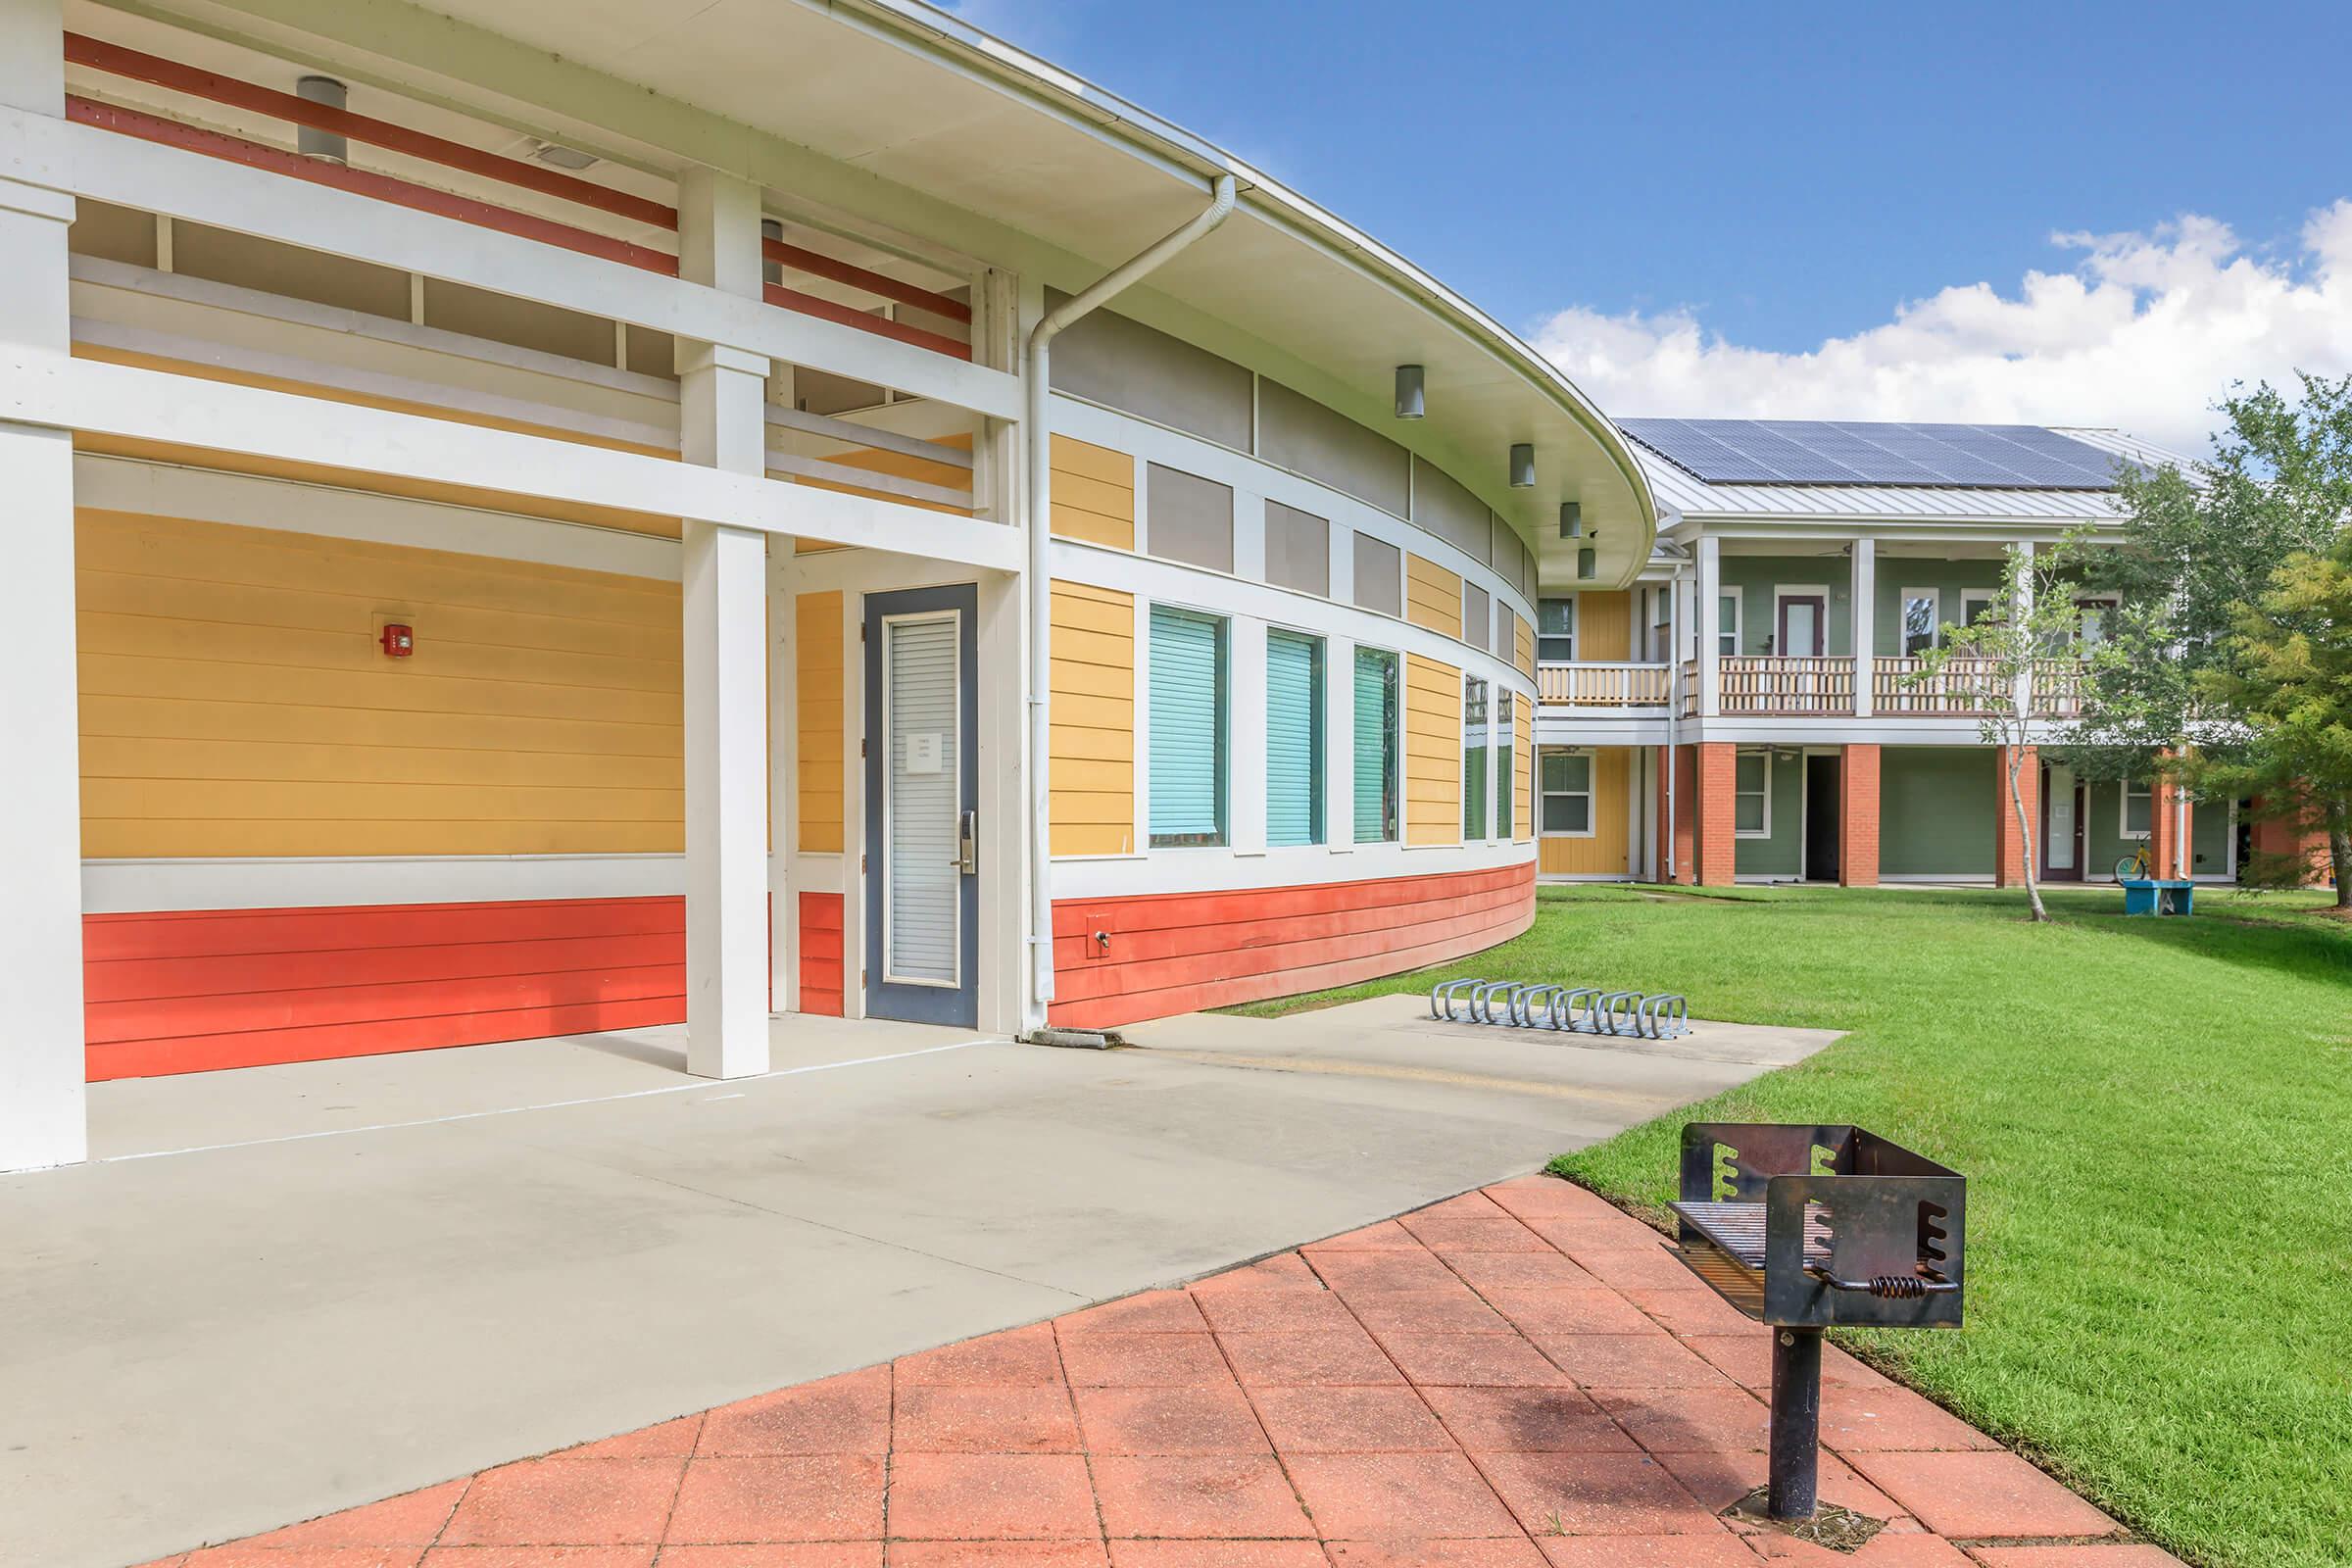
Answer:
(1462, 675, 1490, 840)
(1735, 749, 1771, 837)
(1900, 588, 1941, 656)
(1264, 628, 1325, 848)
(1960, 588, 1997, 629)
(1537, 598, 1575, 662)
(1494, 690, 1514, 838)
(1148, 606, 1229, 848)
(1650, 589, 1673, 661)
(1541, 750, 1593, 836)
(2122, 776, 2152, 838)
(1351, 647, 1400, 845)
(2077, 595, 2120, 651)
(1719, 592, 1742, 657)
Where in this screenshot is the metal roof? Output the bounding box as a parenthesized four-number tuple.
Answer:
(1627, 422, 2195, 525)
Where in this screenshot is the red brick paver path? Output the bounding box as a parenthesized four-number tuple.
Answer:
(141, 1179, 2176, 1567)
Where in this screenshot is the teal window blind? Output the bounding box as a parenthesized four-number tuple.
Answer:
(1149, 606, 1227, 846)
(1352, 648, 1398, 843)
(1265, 629, 1325, 847)
(1462, 675, 1489, 841)
(1495, 691, 1514, 838)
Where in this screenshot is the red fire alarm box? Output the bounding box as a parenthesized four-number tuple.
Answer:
(379, 622, 415, 658)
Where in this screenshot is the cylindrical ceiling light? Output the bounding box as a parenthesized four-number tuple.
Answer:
(1394, 365, 1425, 419)
(1509, 443, 1536, 488)
(760, 218, 783, 288)
(1576, 546, 1597, 580)
(1559, 501, 1583, 539)
(295, 75, 349, 164)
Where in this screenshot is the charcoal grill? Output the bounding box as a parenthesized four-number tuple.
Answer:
(1669, 1122, 1966, 1521)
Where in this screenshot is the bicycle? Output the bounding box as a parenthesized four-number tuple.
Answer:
(2114, 844, 2154, 883)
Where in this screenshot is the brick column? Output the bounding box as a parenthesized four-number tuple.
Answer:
(1839, 744, 1880, 887)
(2151, 771, 2192, 880)
(1993, 746, 2038, 887)
(1694, 741, 1738, 887)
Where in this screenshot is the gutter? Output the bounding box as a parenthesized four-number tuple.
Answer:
(1020, 173, 1238, 1038)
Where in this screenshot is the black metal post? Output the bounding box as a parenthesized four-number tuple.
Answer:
(1768, 1326, 1823, 1519)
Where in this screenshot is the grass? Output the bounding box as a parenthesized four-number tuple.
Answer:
(1232, 883, 2352, 1568)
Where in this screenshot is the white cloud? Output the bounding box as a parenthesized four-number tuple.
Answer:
(1531, 203, 2352, 455)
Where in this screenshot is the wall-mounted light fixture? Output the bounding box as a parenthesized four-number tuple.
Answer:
(533, 142, 600, 171)
(1509, 443, 1535, 488)
(1559, 501, 1583, 539)
(1576, 547, 1597, 581)
(1394, 365, 1425, 419)
(295, 76, 349, 164)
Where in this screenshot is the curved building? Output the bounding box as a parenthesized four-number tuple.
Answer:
(0, 0, 1654, 1169)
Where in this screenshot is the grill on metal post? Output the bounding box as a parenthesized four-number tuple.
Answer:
(1668, 1122, 1966, 1521)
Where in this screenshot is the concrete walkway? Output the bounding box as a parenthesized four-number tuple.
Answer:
(133, 1178, 2175, 1567)
(2, 999, 1835, 1568)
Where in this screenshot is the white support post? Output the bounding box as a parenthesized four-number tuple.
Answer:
(1696, 534, 1722, 719)
(1850, 538, 1876, 718)
(0, 0, 84, 1172)
(2012, 540, 2036, 727)
(677, 168, 772, 1079)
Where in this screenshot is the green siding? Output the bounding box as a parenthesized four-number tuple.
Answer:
(1719, 555, 1850, 657)
(1734, 748, 1804, 878)
(2190, 795, 2231, 877)
(1881, 747, 1995, 877)
(1877, 560, 2006, 656)
(2082, 776, 2141, 881)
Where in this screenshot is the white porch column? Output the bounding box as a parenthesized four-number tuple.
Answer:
(1850, 537, 1876, 717)
(1695, 534, 1722, 718)
(2012, 540, 2035, 723)
(677, 168, 772, 1078)
(0, 0, 84, 1171)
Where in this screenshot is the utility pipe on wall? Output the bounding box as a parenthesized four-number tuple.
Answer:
(1021, 173, 1237, 1037)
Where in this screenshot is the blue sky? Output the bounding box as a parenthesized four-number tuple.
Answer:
(943, 0, 2352, 450)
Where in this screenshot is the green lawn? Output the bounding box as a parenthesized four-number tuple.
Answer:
(1234, 883, 2352, 1568)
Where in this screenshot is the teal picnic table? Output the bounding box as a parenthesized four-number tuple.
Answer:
(2120, 877, 2196, 916)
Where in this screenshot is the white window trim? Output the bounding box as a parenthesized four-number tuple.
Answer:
(1898, 586, 1942, 655)
(1353, 643, 1403, 847)
(1771, 585, 1832, 659)
(2075, 593, 2121, 653)
(1735, 747, 1773, 839)
(1540, 747, 1596, 839)
(2121, 776, 2152, 840)
(1494, 689, 1513, 842)
(1538, 596, 1575, 662)
(1718, 590, 1743, 658)
(1959, 588, 1996, 628)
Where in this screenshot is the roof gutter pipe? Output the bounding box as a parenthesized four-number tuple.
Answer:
(1020, 173, 1237, 1038)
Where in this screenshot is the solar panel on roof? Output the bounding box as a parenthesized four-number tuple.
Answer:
(1618, 418, 2130, 490)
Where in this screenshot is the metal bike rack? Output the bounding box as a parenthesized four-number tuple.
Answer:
(1427, 979, 1690, 1040)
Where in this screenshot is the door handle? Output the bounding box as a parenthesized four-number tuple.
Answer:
(955, 809, 978, 875)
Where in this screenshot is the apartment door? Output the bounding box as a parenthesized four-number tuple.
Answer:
(1803, 753, 1840, 883)
(863, 584, 980, 1027)
(1777, 594, 1827, 657)
(2041, 762, 2085, 882)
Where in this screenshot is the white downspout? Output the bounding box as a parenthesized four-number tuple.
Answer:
(1021, 173, 1238, 1038)
(1664, 558, 1685, 884)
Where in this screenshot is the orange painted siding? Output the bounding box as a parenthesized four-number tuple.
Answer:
(1405, 553, 1463, 639)
(1052, 434, 1136, 549)
(1538, 746, 1630, 876)
(798, 892, 845, 1016)
(1051, 580, 1136, 856)
(796, 590, 845, 854)
(1575, 591, 1633, 660)
(1514, 701, 1533, 844)
(1403, 652, 1462, 846)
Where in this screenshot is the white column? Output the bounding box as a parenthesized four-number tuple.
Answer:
(1850, 537, 1876, 717)
(677, 168, 772, 1078)
(1695, 534, 1722, 718)
(2012, 540, 2036, 726)
(0, 0, 84, 1172)
(766, 542, 798, 1013)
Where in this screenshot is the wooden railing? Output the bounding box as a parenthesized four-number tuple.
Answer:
(1719, 656, 1854, 714)
(1537, 662, 1673, 708)
(1872, 657, 2083, 717)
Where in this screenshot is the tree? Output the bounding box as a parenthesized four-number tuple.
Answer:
(1908, 545, 2107, 922)
(2055, 373, 2352, 884)
(2177, 539, 2352, 908)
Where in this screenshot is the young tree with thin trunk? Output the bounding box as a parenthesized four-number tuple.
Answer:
(1908, 546, 2112, 922)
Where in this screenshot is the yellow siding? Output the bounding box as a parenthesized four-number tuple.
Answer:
(76, 510, 682, 858)
(1051, 580, 1136, 855)
(796, 590, 845, 854)
(1405, 553, 1463, 640)
(1577, 591, 1633, 660)
(1052, 435, 1136, 550)
(1515, 612, 1537, 678)
(1404, 653, 1461, 846)
(1514, 701, 1533, 843)
(1538, 746, 1631, 876)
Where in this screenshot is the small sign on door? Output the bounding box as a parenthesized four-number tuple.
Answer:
(906, 732, 943, 774)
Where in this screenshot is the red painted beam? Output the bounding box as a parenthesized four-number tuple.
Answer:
(762, 235, 970, 323)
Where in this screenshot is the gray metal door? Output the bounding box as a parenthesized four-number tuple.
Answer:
(863, 584, 978, 1026)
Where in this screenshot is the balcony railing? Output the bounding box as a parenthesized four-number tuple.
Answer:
(1537, 661, 1672, 708)
(1719, 656, 1855, 714)
(1872, 657, 2083, 717)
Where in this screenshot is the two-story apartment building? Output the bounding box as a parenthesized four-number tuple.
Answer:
(0, 0, 1661, 1171)
(1532, 418, 2270, 890)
